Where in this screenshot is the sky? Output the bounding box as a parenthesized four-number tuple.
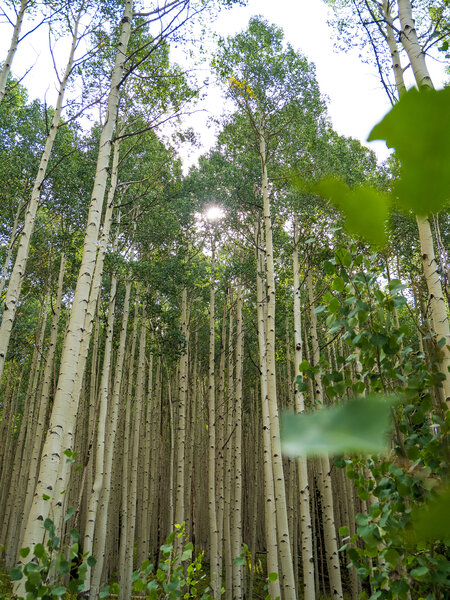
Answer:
(1, 0, 447, 168)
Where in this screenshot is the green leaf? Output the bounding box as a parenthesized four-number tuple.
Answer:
(51, 586, 67, 596)
(19, 547, 30, 558)
(87, 555, 96, 567)
(160, 543, 172, 555)
(64, 507, 74, 522)
(368, 88, 450, 215)
(409, 486, 450, 542)
(384, 548, 400, 568)
(313, 177, 389, 246)
(69, 543, 78, 559)
(268, 572, 278, 582)
(42, 494, 50, 501)
(281, 395, 395, 457)
(339, 526, 349, 536)
(233, 556, 245, 565)
(410, 566, 429, 578)
(370, 333, 388, 347)
(10, 567, 22, 581)
(110, 582, 121, 594)
(332, 277, 345, 292)
(34, 543, 46, 560)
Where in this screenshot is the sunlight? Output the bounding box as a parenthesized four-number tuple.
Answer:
(204, 204, 225, 222)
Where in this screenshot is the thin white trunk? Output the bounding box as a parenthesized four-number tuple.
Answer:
(256, 230, 281, 600)
(18, 2, 133, 568)
(397, 0, 433, 89)
(0, 6, 82, 383)
(259, 129, 296, 599)
(208, 237, 220, 599)
(0, 0, 30, 101)
(83, 273, 118, 595)
(91, 280, 132, 598)
(293, 219, 315, 600)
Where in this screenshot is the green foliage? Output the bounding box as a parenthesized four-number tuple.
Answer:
(127, 524, 213, 599)
(281, 395, 395, 457)
(297, 245, 450, 599)
(10, 514, 98, 600)
(295, 88, 450, 249)
(369, 87, 450, 216)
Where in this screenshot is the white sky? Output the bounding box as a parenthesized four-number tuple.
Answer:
(1, 0, 447, 169)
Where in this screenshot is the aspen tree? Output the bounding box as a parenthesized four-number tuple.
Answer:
(91, 280, 132, 599)
(119, 291, 139, 600)
(224, 292, 235, 600)
(17, 2, 134, 572)
(175, 287, 189, 531)
(208, 232, 221, 598)
(124, 304, 147, 599)
(231, 281, 244, 598)
(19, 252, 66, 539)
(292, 218, 315, 600)
(307, 268, 343, 600)
(255, 228, 281, 600)
(0, 3, 85, 383)
(260, 131, 296, 599)
(0, 0, 30, 102)
(82, 271, 119, 596)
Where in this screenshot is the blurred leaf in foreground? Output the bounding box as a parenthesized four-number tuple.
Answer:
(313, 177, 390, 246)
(281, 395, 395, 457)
(407, 485, 450, 543)
(368, 87, 450, 216)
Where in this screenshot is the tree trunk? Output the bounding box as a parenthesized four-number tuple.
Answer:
(293, 219, 315, 600)
(0, 5, 83, 383)
(17, 2, 134, 572)
(0, 0, 30, 101)
(259, 129, 296, 599)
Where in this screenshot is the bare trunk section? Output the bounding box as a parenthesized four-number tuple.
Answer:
(231, 282, 243, 598)
(0, 0, 30, 101)
(259, 129, 296, 599)
(82, 272, 118, 596)
(255, 227, 281, 600)
(91, 280, 132, 599)
(208, 236, 220, 598)
(293, 219, 315, 600)
(397, 0, 433, 89)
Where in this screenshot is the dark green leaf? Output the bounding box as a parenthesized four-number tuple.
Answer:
(10, 567, 22, 581)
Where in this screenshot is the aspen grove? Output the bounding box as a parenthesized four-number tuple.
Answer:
(0, 1, 449, 600)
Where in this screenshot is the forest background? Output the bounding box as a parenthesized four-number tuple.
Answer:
(0, 1, 449, 600)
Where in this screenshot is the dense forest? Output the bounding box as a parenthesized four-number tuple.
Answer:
(0, 1, 449, 599)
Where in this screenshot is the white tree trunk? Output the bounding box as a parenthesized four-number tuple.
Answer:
(293, 219, 315, 600)
(0, 6, 82, 383)
(259, 129, 296, 599)
(0, 0, 29, 101)
(397, 0, 433, 89)
(17, 1, 134, 582)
